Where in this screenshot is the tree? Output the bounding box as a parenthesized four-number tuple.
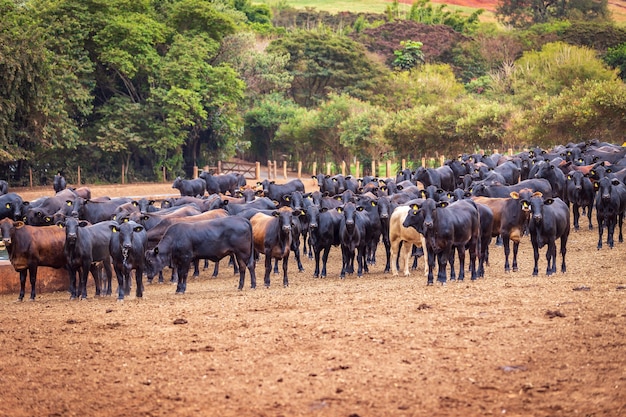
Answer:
(392, 40, 425, 71)
(267, 29, 385, 107)
(496, 0, 611, 28)
(604, 42, 626, 80)
(407, 0, 483, 34)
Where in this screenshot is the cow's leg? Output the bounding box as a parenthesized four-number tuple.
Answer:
(18, 269, 27, 301)
(469, 238, 479, 280)
(113, 264, 125, 300)
(437, 250, 448, 284)
(80, 263, 90, 299)
(282, 255, 289, 287)
(597, 216, 604, 249)
(203, 259, 209, 271)
(531, 239, 540, 276)
(68, 269, 78, 300)
(28, 266, 37, 301)
(236, 254, 247, 290)
(512, 240, 521, 272)
(545, 242, 554, 276)
(175, 264, 189, 294)
(618, 212, 624, 243)
(426, 250, 436, 285)
(264, 254, 272, 287)
(587, 204, 593, 230)
(449, 246, 457, 281)
(502, 236, 512, 272)
(560, 236, 567, 273)
(340, 246, 348, 278)
(100, 260, 113, 296)
(212, 261, 219, 277)
(313, 248, 321, 278)
(457, 245, 466, 281)
(607, 217, 616, 248)
(135, 268, 143, 298)
(192, 259, 200, 277)
(321, 246, 331, 278)
(573, 204, 581, 231)
(357, 246, 365, 277)
(383, 232, 391, 273)
(291, 239, 304, 272)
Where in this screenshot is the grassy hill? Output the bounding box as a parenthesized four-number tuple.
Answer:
(262, 0, 626, 23)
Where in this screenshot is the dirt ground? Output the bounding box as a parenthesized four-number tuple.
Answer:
(1, 180, 625, 417)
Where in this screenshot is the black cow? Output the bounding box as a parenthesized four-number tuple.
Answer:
(61, 216, 116, 299)
(199, 171, 240, 196)
(470, 178, 553, 198)
(531, 160, 567, 200)
(313, 173, 337, 195)
(2, 220, 67, 301)
(0, 193, 24, 221)
(172, 177, 206, 197)
(595, 177, 626, 249)
(144, 217, 257, 293)
(131, 198, 158, 213)
(403, 198, 480, 285)
(0, 180, 8, 195)
(76, 197, 133, 224)
(305, 204, 342, 278)
(523, 192, 570, 276)
(565, 171, 595, 231)
(250, 208, 295, 287)
(53, 173, 66, 193)
(109, 221, 148, 300)
(337, 202, 369, 278)
(257, 179, 305, 206)
(413, 166, 455, 191)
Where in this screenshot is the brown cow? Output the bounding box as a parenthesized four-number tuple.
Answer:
(2, 221, 67, 301)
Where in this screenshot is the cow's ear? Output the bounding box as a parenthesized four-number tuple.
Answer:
(112, 214, 117, 221)
(320, 207, 328, 213)
(532, 191, 543, 198)
(283, 195, 291, 202)
(410, 203, 419, 210)
(255, 190, 264, 196)
(438, 201, 449, 208)
(134, 226, 144, 233)
(132, 201, 138, 206)
(419, 190, 426, 197)
(567, 175, 572, 180)
(336, 206, 343, 213)
(142, 215, 149, 221)
(545, 198, 554, 205)
(510, 192, 520, 199)
(594, 182, 599, 190)
(222, 200, 229, 206)
(334, 195, 342, 201)
(612, 179, 620, 186)
(272, 211, 280, 217)
(66, 200, 73, 206)
(397, 185, 404, 190)
(122, 217, 129, 223)
(56, 222, 64, 228)
(45, 216, 51, 223)
(607, 168, 613, 173)
(270, 181, 276, 185)
(110, 225, 119, 233)
(356, 206, 364, 212)
(78, 220, 89, 227)
(154, 247, 159, 255)
(371, 201, 378, 207)
(272, 200, 280, 207)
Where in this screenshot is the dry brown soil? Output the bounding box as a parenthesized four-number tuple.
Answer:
(1, 181, 625, 417)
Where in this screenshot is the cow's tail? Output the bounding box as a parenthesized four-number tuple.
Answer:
(246, 219, 257, 288)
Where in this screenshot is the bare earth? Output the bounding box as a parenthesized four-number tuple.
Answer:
(1, 181, 625, 417)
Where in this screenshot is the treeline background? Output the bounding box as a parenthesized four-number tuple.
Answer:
(2, 0, 626, 186)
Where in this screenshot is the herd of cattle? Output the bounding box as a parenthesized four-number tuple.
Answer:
(1, 139, 626, 301)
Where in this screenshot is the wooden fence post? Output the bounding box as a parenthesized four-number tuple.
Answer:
(297, 161, 302, 178)
(122, 163, 125, 185)
(401, 159, 406, 171)
(217, 161, 222, 175)
(29, 168, 33, 188)
(355, 160, 360, 178)
(341, 161, 346, 176)
(255, 162, 261, 180)
(439, 156, 445, 167)
(162, 166, 166, 183)
(77, 166, 81, 185)
(312, 162, 317, 177)
(371, 160, 376, 177)
(326, 162, 332, 176)
(267, 160, 272, 180)
(273, 160, 277, 179)
(421, 157, 426, 168)
(386, 160, 391, 178)
(193, 166, 198, 179)
(283, 161, 287, 179)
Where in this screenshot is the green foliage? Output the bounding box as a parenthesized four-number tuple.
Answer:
(515, 79, 626, 145)
(375, 64, 466, 111)
(561, 21, 626, 51)
(267, 29, 385, 107)
(168, 0, 238, 40)
(496, 0, 611, 28)
(392, 40, 425, 71)
(510, 42, 617, 107)
(604, 42, 626, 80)
(407, 0, 483, 34)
